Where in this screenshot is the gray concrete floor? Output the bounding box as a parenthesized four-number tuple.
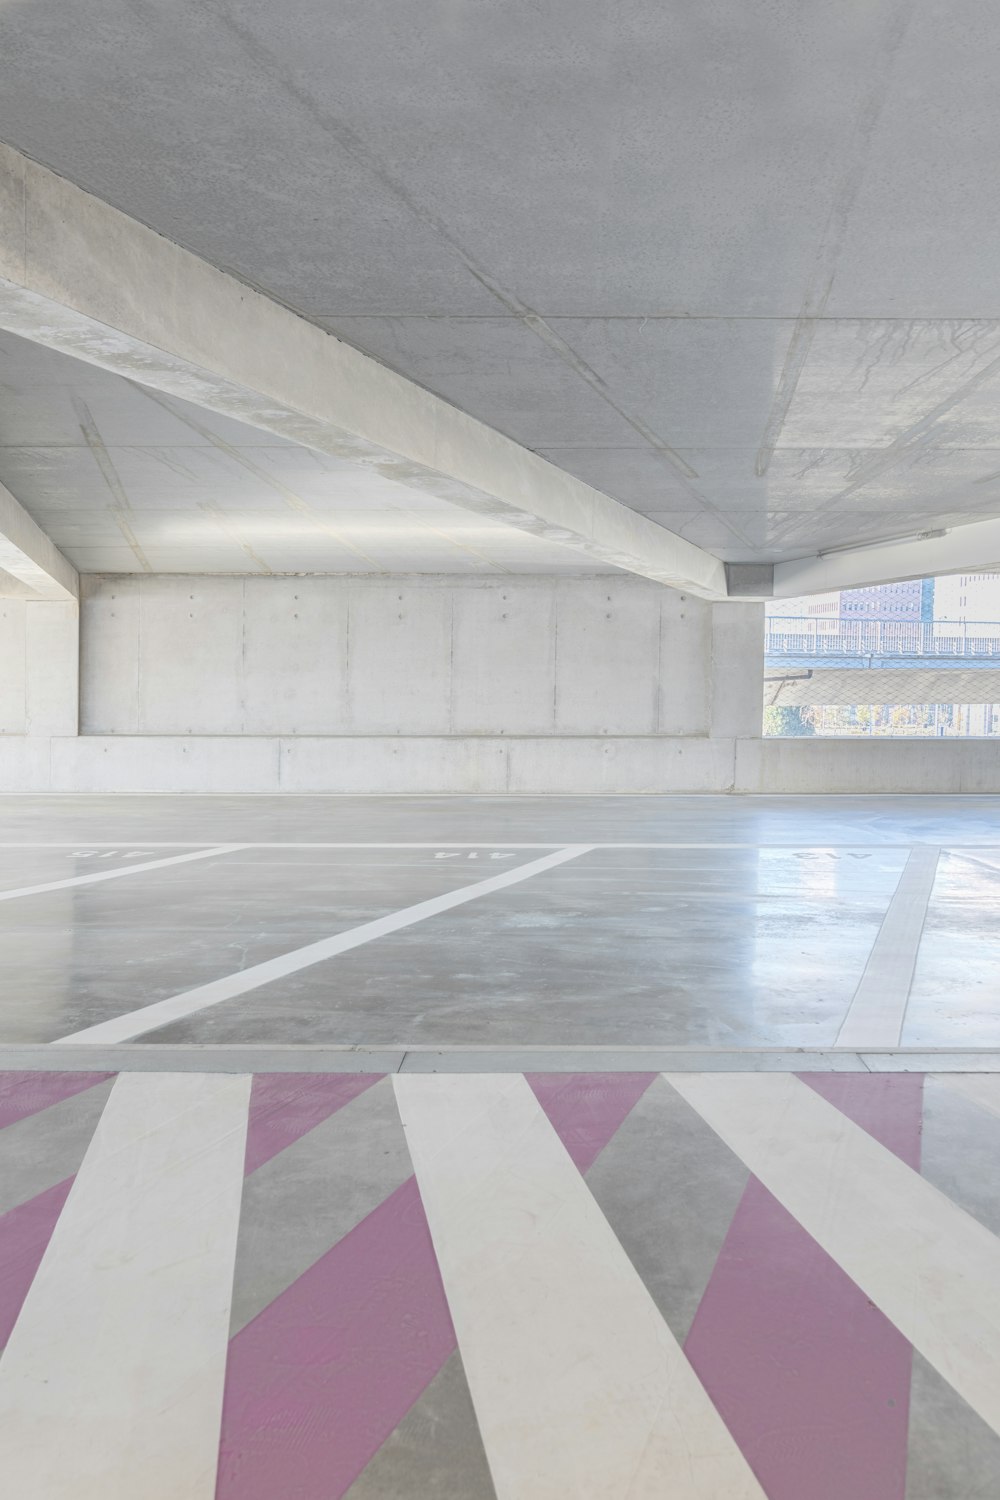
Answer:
(0, 794, 997, 1051)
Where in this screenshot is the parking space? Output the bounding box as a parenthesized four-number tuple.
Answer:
(0, 798, 997, 1051)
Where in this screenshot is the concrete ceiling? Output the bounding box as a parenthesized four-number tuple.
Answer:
(0, 332, 610, 575)
(1, 0, 1000, 572)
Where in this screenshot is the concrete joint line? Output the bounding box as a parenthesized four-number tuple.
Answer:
(7, 1043, 1000, 1075)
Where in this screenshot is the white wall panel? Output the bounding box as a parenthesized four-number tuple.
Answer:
(507, 735, 737, 794)
(80, 576, 140, 733)
(451, 583, 556, 734)
(0, 598, 26, 733)
(0, 732, 995, 793)
(137, 577, 244, 734)
(553, 581, 660, 734)
(279, 735, 510, 794)
(345, 582, 453, 734)
(50, 734, 280, 792)
(24, 601, 78, 736)
(242, 577, 349, 734)
(0, 734, 50, 788)
(737, 737, 1000, 795)
(78, 574, 745, 749)
(658, 591, 711, 736)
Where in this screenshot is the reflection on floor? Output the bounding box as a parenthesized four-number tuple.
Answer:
(2, 834, 999, 1049)
(3, 1067, 1000, 1497)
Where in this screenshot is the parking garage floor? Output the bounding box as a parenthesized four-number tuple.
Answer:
(1, 793, 999, 1054)
(3, 794, 1000, 1499)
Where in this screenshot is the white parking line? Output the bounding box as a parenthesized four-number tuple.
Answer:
(0, 844, 248, 903)
(0, 1072, 249, 1498)
(55, 844, 594, 1046)
(836, 844, 940, 1048)
(667, 1072, 1000, 1440)
(396, 1073, 766, 1499)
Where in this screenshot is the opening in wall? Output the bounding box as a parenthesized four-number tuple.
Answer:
(763, 572, 1000, 739)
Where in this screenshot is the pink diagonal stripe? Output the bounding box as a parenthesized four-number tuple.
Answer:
(215, 1175, 457, 1500)
(244, 1073, 383, 1175)
(798, 1073, 923, 1168)
(0, 1176, 74, 1349)
(0, 1071, 113, 1131)
(684, 1073, 923, 1500)
(687, 1181, 912, 1500)
(527, 1072, 656, 1173)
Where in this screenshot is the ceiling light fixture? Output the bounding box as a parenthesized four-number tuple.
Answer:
(816, 527, 949, 559)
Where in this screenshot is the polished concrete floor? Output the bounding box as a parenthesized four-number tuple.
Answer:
(4, 1066, 1000, 1498)
(0, 794, 997, 1050)
(4, 796, 1000, 1497)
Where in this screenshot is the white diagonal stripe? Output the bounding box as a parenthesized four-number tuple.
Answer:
(394, 1072, 766, 1499)
(934, 1073, 1000, 1123)
(0, 843, 247, 902)
(0, 1071, 250, 1499)
(56, 845, 593, 1045)
(836, 844, 940, 1048)
(666, 1071, 1000, 1437)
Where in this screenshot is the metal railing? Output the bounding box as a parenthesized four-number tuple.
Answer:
(764, 618, 1000, 660)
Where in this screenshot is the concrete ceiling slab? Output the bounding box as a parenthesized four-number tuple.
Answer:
(1, 0, 1000, 578)
(0, 146, 726, 594)
(318, 317, 647, 449)
(825, 4, 1000, 317)
(0, 332, 620, 576)
(0, 0, 889, 316)
(320, 316, 786, 452)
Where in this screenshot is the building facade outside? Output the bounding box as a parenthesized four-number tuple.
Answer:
(764, 572, 1000, 738)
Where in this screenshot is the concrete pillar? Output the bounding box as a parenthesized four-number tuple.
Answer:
(710, 602, 765, 740)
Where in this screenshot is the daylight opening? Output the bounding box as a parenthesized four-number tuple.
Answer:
(764, 573, 1000, 738)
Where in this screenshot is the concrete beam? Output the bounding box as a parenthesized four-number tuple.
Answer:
(0, 479, 78, 600)
(0, 144, 728, 599)
(773, 518, 1000, 599)
(725, 562, 773, 599)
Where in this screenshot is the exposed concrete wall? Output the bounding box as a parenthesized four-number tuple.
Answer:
(79, 575, 742, 740)
(1, 572, 997, 791)
(0, 733, 746, 795)
(0, 598, 78, 737)
(0, 573, 764, 790)
(738, 738, 1000, 795)
(4, 729, 997, 794)
(0, 598, 26, 734)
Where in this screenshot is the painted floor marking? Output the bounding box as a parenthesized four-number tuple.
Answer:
(0, 1071, 249, 1498)
(0, 844, 248, 903)
(835, 844, 941, 1049)
(934, 1073, 1000, 1122)
(396, 1073, 766, 1498)
(668, 1072, 1000, 1441)
(54, 845, 594, 1046)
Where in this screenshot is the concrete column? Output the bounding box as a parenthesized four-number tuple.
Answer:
(710, 602, 765, 739)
